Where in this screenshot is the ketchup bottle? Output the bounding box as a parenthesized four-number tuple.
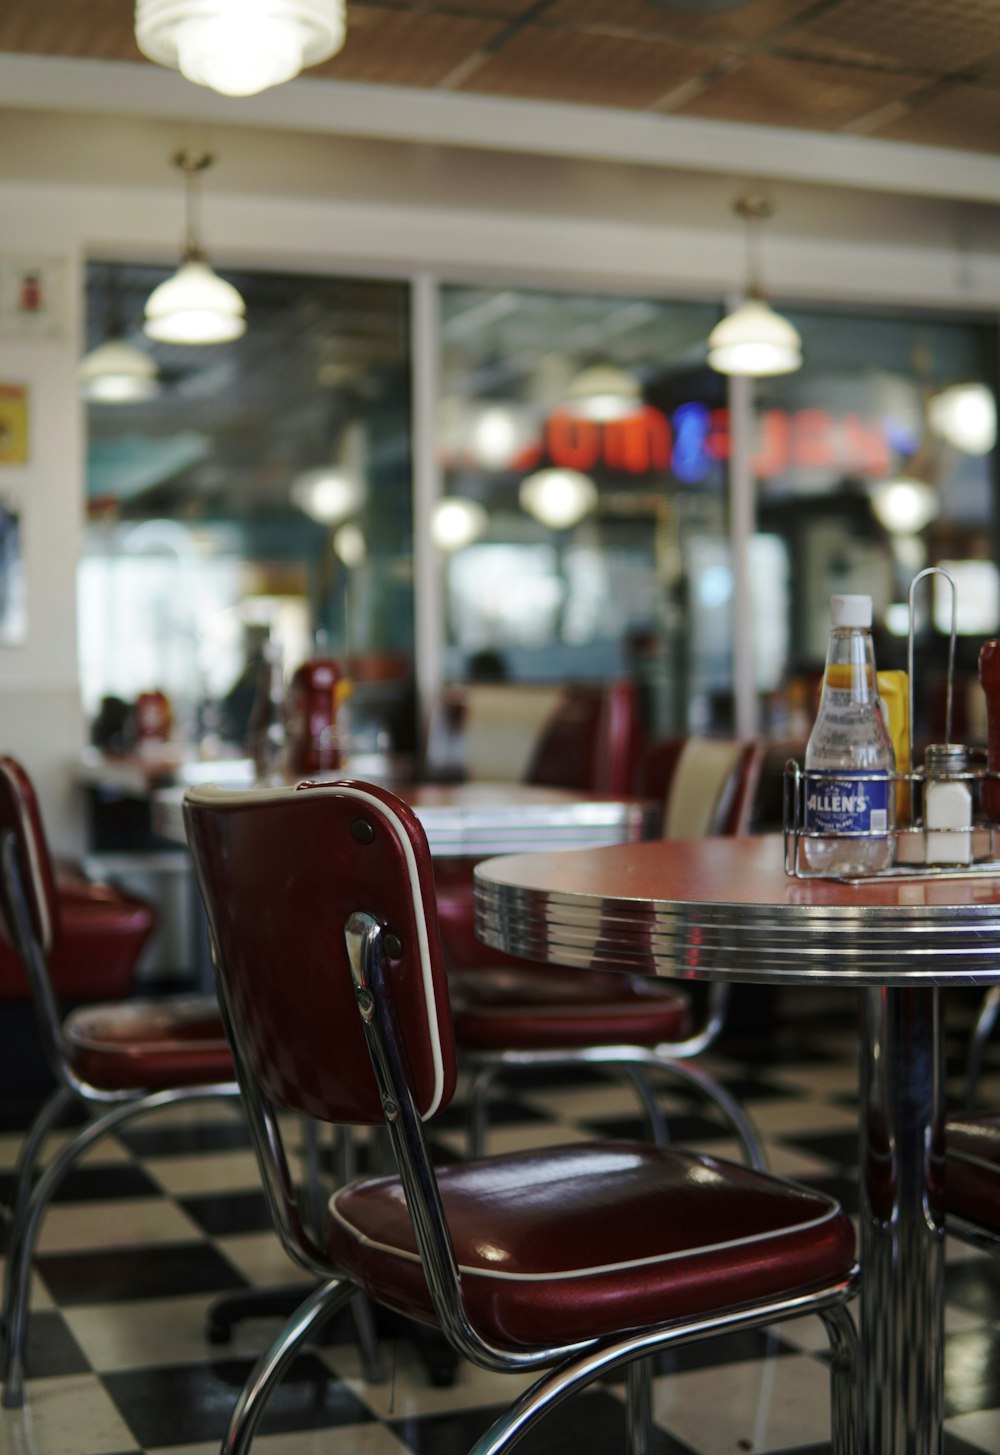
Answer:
(979, 639, 1000, 821)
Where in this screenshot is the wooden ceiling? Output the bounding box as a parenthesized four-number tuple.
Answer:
(4, 0, 1000, 156)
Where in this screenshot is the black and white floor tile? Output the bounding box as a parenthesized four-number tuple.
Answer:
(3, 986, 1000, 1455)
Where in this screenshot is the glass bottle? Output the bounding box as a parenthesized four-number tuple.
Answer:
(803, 593, 895, 875)
(246, 639, 287, 784)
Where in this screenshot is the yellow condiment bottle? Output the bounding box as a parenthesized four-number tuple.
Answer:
(877, 670, 910, 824)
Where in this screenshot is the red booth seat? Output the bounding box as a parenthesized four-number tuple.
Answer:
(0, 869, 155, 1002)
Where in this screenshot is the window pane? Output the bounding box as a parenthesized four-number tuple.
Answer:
(79, 263, 413, 763)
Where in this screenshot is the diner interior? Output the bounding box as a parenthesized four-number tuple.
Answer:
(4, 2, 1000, 1453)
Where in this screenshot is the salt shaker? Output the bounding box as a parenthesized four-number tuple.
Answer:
(924, 742, 972, 864)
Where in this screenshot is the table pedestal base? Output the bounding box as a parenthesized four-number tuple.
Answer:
(859, 987, 945, 1455)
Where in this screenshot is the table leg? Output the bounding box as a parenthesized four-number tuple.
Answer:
(859, 986, 945, 1455)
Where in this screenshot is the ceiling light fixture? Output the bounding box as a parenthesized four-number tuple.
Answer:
(135, 0, 347, 97)
(869, 476, 940, 536)
(708, 196, 802, 378)
(562, 364, 642, 422)
(431, 498, 488, 552)
(143, 151, 246, 346)
(79, 337, 159, 404)
(519, 468, 597, 529)
(291, 468, 363, 525)
(927, 381, 997, 456)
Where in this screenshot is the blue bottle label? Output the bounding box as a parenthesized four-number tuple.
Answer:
(804, 772, 890, 835)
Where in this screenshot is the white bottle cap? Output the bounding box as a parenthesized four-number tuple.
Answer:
(830, 594, 873, 628)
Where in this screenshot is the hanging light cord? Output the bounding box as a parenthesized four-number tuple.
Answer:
(176, 150, 212, 262)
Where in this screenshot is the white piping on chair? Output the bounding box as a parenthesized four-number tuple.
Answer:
(184, 783, 446, 1119)
(327, 1184, 845, 1283)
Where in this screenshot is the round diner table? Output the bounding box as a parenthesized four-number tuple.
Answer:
(473, 831, 1000, 1455)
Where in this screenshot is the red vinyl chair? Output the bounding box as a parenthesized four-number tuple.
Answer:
(448, 737, 768, 1161)
(0, 756, 241, 1408)
(944, 1116, 1000, 1252)
(184, 779, 858, 1455)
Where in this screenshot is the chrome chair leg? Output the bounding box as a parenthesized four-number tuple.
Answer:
(2, 1086, 74, 1315)
(2, 1086, 241, 1408)
(965, 985, 1000, 1114)
(221, 1278, 356, 1455)
(619, 1066, 669, 1146)
(466, 1062, 502, 1159)
(625, 1356, 655, 1455)
(820, 1302, 858, 1455)
(653, 1058, 768, 1171)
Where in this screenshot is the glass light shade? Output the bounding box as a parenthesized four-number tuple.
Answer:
(471, 405, 526, 469)
(333, 522, 366, 567)
(290, 468, 362, 525)
(79, 338, 158, 403)
(519, 468, 597, 529)
(869, 477, 940, 535)
(562, 364, 641, 421)
(707, 298, 802, 377)
(927, 382, 997, 456)
(143, 259, 246, 345)
(431, 498, 488, 551)
(135, 0, 346, 97)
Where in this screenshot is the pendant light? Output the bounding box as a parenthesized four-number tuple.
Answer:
(143, 152, 246, 346)
(80, 338, 158, 403)
(520, 468, 597, 529)
(562, 364, 642, 422)
(708, 196, 802, 378)
(80, 267, 158, 402)
(135, 1, 347, 97)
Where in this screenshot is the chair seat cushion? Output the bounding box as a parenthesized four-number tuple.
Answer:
(946, 1116, 1000, 1230)
(326, 1141, 855, 1350)
(65, 995, 234, 1091)
(450, 968, 693, 1049)
(0, 876, 155, 1002)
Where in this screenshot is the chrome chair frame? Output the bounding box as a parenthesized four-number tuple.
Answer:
(215, 905, 859, 1455)
(0, 826, 242, 1409)
(457, 738, 768, 1166)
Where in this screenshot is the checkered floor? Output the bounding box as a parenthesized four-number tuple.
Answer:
(3, 986, 1000, 1455)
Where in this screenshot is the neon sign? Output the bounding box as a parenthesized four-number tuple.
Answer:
(533, 403, 893, 483)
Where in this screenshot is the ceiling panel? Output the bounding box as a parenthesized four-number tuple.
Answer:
(672, 53, 926, 129)
(2, 0, 1000, 156)
(453, 26, 721, 107)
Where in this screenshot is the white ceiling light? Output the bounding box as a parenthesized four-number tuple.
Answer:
(562, 364, 642, 422)
(471, 405, 527, 469)
(869, 476, 940, 535)
(519, 468, 598, 529)
(708, 196, 802, 378)
(431, 498, 488, 551)
(927, 382, 997, 456)
(143, 152, 246, 346)
(79, 337, 158, 404)
(135, 0, 346, 97)
(291, 468, 363, 525)
(333, 522, 367, 567)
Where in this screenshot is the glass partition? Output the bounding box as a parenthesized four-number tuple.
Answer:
(754, 303, 998, 742)
(78, 263, 414, 764)
(437, 284, 724, 737)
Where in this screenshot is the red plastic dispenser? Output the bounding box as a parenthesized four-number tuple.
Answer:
(286, 658, 349, 776)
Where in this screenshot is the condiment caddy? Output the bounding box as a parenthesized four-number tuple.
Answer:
(784, 566, 1000, 882)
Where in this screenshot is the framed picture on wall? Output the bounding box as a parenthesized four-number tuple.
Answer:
(0, 496, 26, 644)
(0, 384, 28, 465)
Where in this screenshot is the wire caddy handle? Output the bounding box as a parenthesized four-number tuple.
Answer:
(784, 567, 1000, 882)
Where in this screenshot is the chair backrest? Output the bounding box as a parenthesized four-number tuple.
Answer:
(183, 780, 457, 1126)
(0, 756, 61, 960)
(431, 679, 644, 794)
(640, 737, 765, 839)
